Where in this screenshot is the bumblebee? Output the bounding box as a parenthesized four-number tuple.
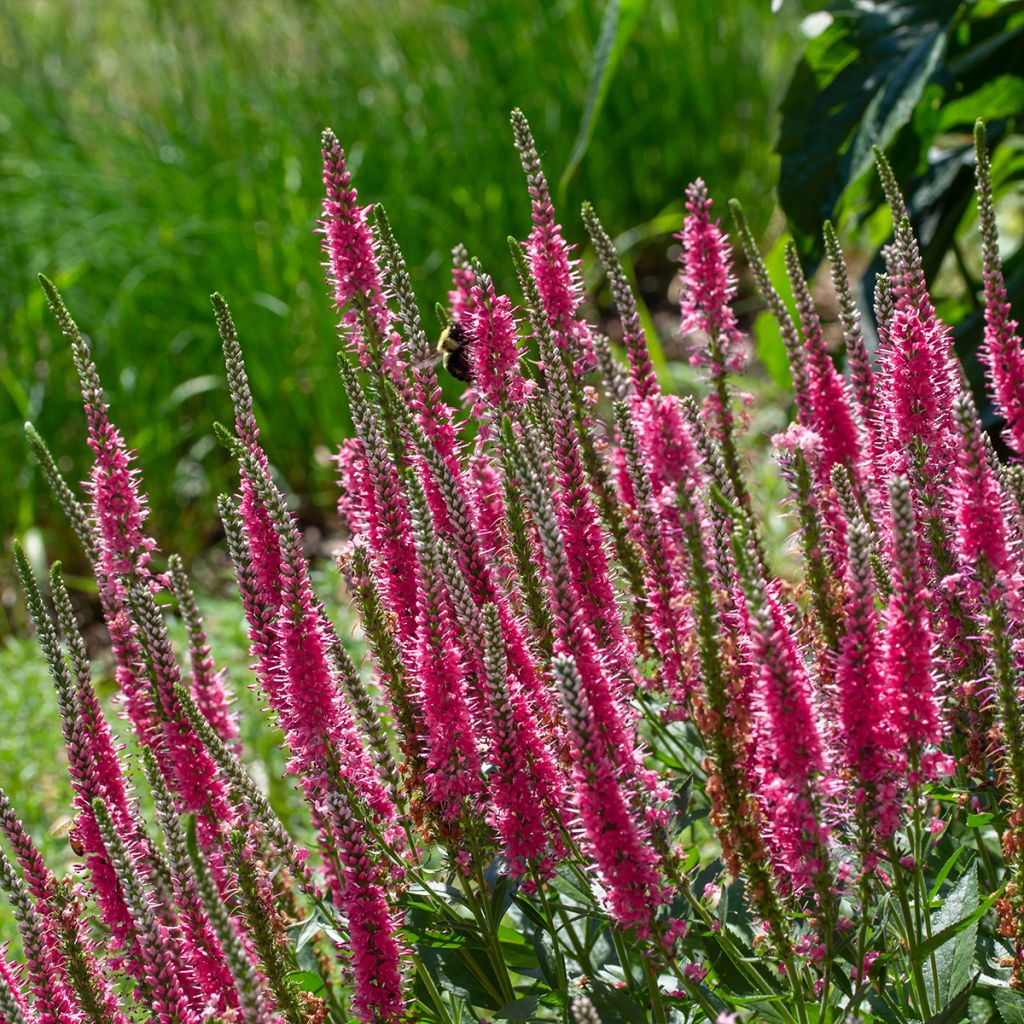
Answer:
(437, 320, 474, 384)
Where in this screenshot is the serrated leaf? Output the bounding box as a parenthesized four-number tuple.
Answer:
(996, 988, 1024, 1024)
(926, 982, 978, 1024)
(925, 864, 980, 1007)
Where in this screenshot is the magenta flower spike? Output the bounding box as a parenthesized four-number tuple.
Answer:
(511, 109, 596, 375)
(503, 425, 637, 768)
(678, 180, 745, 375)
(334, 435, 373, 537)
(38, 279, 164, 758)
(386, 380, 561, 730)
(168, 554, 240, 750)
(229, 439, 397, 832)
(320, 128, 402, 375)
(736, 562, 830, 894)
(952, 395, 1014, 584)
(468, 272, 533, 417)
(581, 201, 659, 401)
(509, 241, 635, 678)
(882, 476, 944, 764)
(92, 800, 200, 1024)
(448, 243, 477, 328)
(129, 585, 235, 859)
(785, 243, 863, 490)
(881, 306, 959, 516)
(632, 394, 702, 518)
(553, 655, 670, 935)
(13, 547, 154, 968)
(613, 400, 696, 705)
(975, 121, 1024, 457)
(0, 817, 81, 1024)
(836, 521, 899, 844)
(0, 948, 34, 1024)
(327, 792, 408, 1024)
(406, 481, 484, 820)
(338, 365, 421, 643)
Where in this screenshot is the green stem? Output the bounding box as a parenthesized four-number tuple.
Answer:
(683, 889, 782, 1004)
(889, 843, 930, 1018)
(416, 959, 457, 1024)
(464, 835, 516, 1005)
(644, 958, 668, 1024)
(531, 868, 569, 1012)
(609, 926, 639, 996)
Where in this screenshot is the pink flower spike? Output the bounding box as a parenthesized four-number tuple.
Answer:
(511, 109, 595, 375)
(468, 273, 533, 415)
(785, 242, 862, 483)
(553, 654, 670, 933)
(328, 792, 408, 1024)
(320, 128, 401, 374)
(740, 574, 829, 892)
(678, 179, 745, 374)
(448, 243, 477, 327)
(0, 948, 34, 1024)
(975, 123, 1024, 456)
(407, 482, 483, 819)
(836, 520, 898, 838)
(883, 476, 943, 757)
(952, 394, 1013, 580)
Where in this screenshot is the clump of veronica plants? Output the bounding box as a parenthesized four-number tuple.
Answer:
(3, 114, 1024, 1024)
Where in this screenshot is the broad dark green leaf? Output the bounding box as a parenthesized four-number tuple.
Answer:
(588, 978, 649, 1024)
(778, 0, 957, 237)
(415, 945, 504, 1010)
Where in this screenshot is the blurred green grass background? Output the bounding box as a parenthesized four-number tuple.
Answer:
(0, 0, 799, 626)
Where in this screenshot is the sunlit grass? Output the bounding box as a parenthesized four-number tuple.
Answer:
(0, 0, 798, 614)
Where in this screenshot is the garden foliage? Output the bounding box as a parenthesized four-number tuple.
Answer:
(3, 113, 1024, 1023)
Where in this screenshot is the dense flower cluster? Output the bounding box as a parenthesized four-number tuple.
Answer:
(3, 116, 1024, 1024)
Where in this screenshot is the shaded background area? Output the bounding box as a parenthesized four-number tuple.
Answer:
(0, 0, 801, 626)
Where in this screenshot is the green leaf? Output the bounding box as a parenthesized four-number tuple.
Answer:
(290, 914, 322, 952)
(966, 812, 995, 828)
(415, 945, 504, 1010)
(929, 847, 968, 900)
(284, 970, 325, 997)
(588, 977, 648, 1024)
(926, 982, 978, 1024)
(558, 0, 648, 198)
(937, 74, 1024, 131)
(925, 864, 980, 1007)
(494, 995, 541, 1021)
(777, 0, 957, 238)
(995, 988, 1024, 1024)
